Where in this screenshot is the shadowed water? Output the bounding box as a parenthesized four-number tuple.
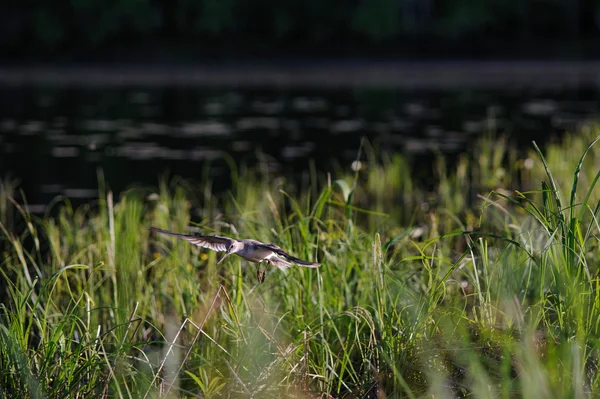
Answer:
(1, 80, 599, 211)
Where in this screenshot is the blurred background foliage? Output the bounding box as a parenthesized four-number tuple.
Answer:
(2, 0, 599, 59)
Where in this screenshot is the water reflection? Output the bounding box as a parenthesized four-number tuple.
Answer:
(0, 85, 599, 210)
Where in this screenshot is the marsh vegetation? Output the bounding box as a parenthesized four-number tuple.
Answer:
(2, 129, 600, 397)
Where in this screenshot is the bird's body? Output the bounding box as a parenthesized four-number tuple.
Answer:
(150, 227, 319, 282)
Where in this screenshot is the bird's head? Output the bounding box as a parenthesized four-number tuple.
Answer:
(217, 240, 239, 265)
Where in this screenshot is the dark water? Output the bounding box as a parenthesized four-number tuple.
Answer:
(1, 84, 600, 211)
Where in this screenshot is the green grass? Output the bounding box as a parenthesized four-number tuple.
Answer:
(2, 128, 600, 398)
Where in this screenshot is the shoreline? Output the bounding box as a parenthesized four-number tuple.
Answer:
(1, 60, 599, 88)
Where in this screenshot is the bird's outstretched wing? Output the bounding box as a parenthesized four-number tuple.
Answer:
(150, 227, 232, 252)
(263, 243, 320, 268)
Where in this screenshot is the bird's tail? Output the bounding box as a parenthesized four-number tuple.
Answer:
(295, 261, 320, 268)
(270, 256, 320, 270)
(283, 254, 320, 268)
(268, 257, 293, 270)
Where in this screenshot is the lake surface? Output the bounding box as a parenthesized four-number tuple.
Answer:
(1, 63, 600, 211)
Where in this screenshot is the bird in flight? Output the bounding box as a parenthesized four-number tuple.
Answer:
(150, 227, 320, 282)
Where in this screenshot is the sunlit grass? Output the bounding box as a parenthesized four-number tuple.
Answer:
(1, 128, 600, 397)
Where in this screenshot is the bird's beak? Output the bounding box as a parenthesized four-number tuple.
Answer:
(217, 249, 232, 265)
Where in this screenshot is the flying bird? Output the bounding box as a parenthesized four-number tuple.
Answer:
(150, 227, 320, 282)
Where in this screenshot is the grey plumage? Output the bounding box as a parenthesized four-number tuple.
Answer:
(150, 226, 320, 282)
